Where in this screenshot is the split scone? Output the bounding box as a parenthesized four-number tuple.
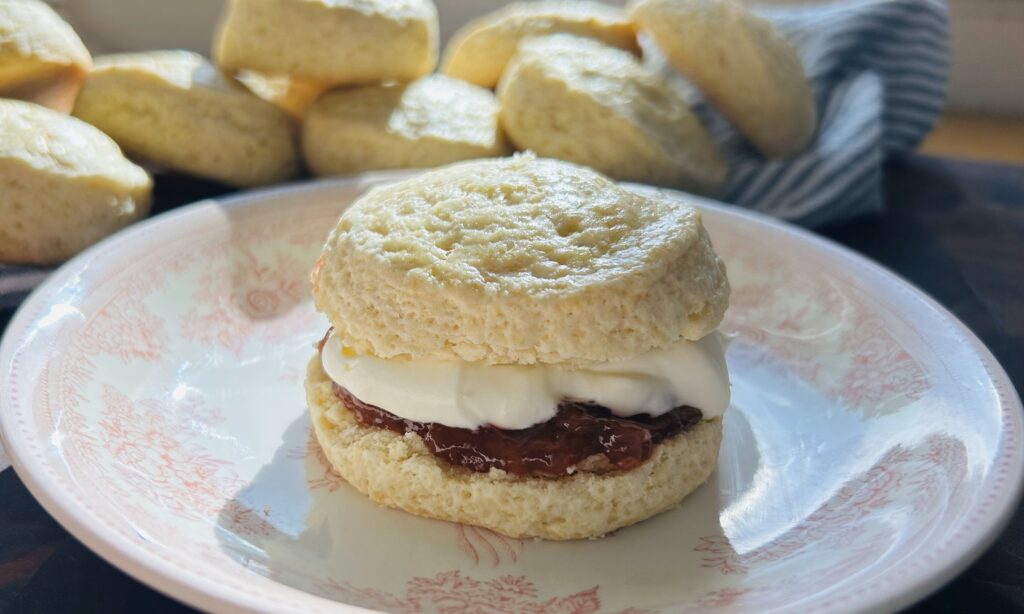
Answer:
(306, 155, 731, 540)
(72, 51, 299, 187)
(214, 0, 438, 86)
(0, 0, 91, 111)
(629, 0, 815, 158)
(497, 34, 725, 194)
(0, 99, 151, 264)
(303, 74, 510, 177)
(442, 0, 638, 89)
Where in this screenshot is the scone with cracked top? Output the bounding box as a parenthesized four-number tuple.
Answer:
(72, 50, 299, 187)
(442, 0, 638, 89)
(303, 74, 511, 177)
(0, 99, 151, 264)
(312, 154, 729, 366)
(629, 0, 816, 158)
(497, 34, 725, 194)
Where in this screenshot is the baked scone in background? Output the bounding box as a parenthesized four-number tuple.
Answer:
(303, 74, 511, 176)
(215, 0, 439, 86)
(498, 34, 726, 193)
(0, 99, 151, 264)
(630, 0, 816, 158)
(0, 0, 91, 111)
(313, 154, 729, 366)
(72, 50, 299, 187)
(442, 0, 639, 89)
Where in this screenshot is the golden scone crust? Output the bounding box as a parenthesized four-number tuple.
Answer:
(442, 0, 638, 89)
(0, 0, 91, 111)
(215, 0, 438, 85)
(0, 99, 151, 264)
(72, 51, 299, 187)
(305, 356, 722, 540)
(312, 155, 729, 366)
(497, 34, 725, 193)
(629, 0, 815, 158)
(236, 71, 329, 119)
(303, 74, 511, 177)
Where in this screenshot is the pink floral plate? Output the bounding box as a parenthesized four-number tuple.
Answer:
(1, 174, 1021, 614)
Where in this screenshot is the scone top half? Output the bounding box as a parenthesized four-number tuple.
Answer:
(313, 154, 729, 367)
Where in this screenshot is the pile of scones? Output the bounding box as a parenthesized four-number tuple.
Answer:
(0, 0, 814, 265)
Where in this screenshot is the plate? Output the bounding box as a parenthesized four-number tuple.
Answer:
(1, 175, 1021, 613)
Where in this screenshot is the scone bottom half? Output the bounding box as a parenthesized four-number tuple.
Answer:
(306, 155, 730, 540)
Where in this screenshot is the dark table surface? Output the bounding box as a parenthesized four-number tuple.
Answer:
(0, 155, 1022, 613)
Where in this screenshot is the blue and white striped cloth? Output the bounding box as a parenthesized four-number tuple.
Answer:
(0, 0, 950, 312)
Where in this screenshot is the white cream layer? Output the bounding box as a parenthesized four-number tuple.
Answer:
(321, 332, 730, 430)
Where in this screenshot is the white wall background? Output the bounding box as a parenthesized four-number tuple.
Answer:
(49, 0, 1024, 115)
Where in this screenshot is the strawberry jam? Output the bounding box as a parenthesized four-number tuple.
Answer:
(331, 383, 702, 478)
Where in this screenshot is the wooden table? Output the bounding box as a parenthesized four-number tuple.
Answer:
(1, 156, 1021, 612)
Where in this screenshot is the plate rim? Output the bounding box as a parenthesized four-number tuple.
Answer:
(1, 174, 1021, 614)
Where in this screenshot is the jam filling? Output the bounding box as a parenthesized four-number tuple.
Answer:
(320, 332, 703, 477)
(333, 384, 702, 477)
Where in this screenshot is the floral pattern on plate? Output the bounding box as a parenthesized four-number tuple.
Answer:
(1, 176, 1021, 614)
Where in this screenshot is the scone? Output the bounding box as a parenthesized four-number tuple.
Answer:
(0, 0, 91, 111)
(72, 51, 299, 187)
(214, 0, 438, 85)
(497, 34, 725, 194)
(0, 99, 151, 264)
(629, 0, 815, 158)
(442, 0, 638, 89)
(236, 71, 328, 119)
(303, 74, 511, 177)
(306, 155, 731, 540)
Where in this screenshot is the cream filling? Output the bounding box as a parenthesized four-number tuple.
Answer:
(321, 331, 730, 430)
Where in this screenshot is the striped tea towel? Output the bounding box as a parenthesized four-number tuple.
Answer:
(0, 0, 950, 316)
(705, 0, 950, 227)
